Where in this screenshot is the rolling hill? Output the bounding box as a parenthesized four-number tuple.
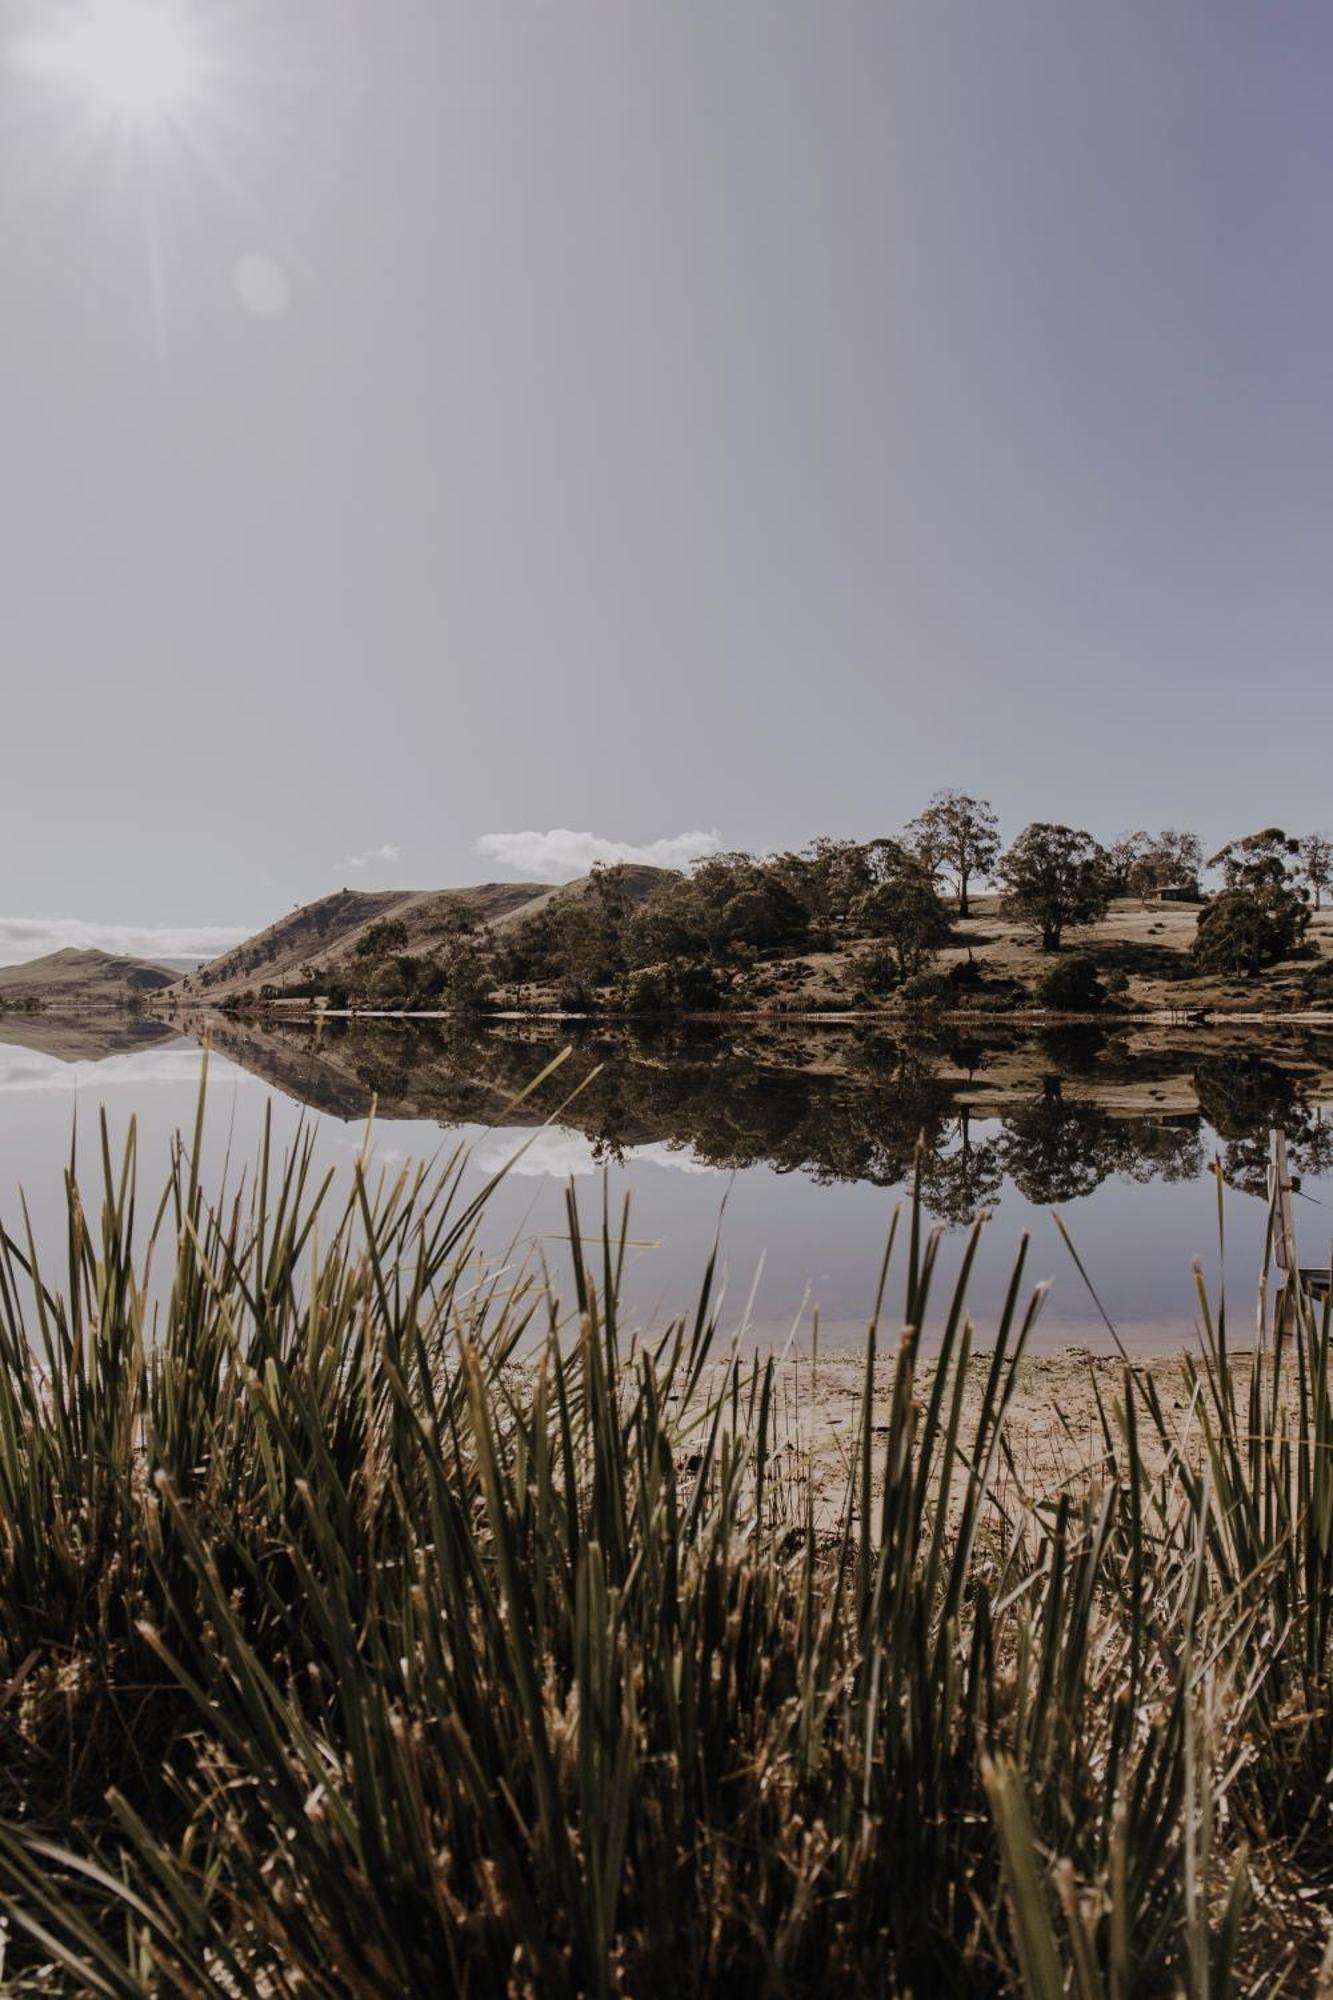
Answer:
(0, 948, 177, 1012)
(169, 871, 671, 1005)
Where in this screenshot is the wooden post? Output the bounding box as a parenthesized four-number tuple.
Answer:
(1271, 1128, 1298, 1339)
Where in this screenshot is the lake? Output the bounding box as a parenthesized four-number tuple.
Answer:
(2, 1011, 1330, 1351)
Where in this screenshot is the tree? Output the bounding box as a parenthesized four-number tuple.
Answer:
(355, 919, 410, 961)
(769, 839, 875, 932)
(1300, 832, 1333, 912)
(1107, 831, 1149, 896)
(995, 823, 1112, 952)
(442, 938, 495, 1014)
(1107, 829, 1202, 899)
(718, 880, 810, 950)
(1194, 827, 1310, 974)
(850, 843, 951, 982)
(907, 791, 999, 918)
(1132, 829, 1202, 898)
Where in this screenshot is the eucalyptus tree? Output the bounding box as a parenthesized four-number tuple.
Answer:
(995, 822, 1113, 952)
(906, 791, 999, 918)
(1300, 831, 1333, 911)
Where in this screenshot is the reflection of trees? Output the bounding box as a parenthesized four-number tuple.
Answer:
(200, 1015, 1333, 1221)
(917, 1110, 1005, 1226)
(1195, 1052, 1333, 1194)
(1000, 1080, 1205, 1206)
(999, 1081, 1128, 1205)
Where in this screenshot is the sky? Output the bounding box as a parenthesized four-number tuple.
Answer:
(3, 0, 1332, 960)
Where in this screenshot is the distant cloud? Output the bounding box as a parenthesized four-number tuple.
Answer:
(0, 917, 253, 971)
(470, 1127, 718, 1179)
(343, 843, 402, 870)
(475, 828, 721, 883)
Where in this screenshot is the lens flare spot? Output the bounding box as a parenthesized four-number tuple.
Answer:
(234, 253, 290, 319)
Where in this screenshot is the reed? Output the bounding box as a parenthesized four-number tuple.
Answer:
(0, 1064, 1327, 1993)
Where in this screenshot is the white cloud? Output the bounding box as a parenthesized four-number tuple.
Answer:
(471, 1127, 718, 1180)
(474, 828, 721, 883)
(343, 843, 401, 870)
(0, 917, 253, 970)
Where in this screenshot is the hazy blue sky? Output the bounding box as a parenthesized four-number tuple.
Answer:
(3, 0, 1331, 955)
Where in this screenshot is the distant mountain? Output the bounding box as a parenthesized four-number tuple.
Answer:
(0, 948, 177, 1012)
(171, 870, 673, 1006)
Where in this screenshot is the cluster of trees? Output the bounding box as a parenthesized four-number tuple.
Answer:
(994, 822, 1330, 974)
(323, 794, 1333, 1015)
(1194, 830, 1315, 975)
(484, 840, 953, 1011)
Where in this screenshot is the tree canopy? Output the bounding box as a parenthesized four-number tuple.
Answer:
(1194, 828, 1310, 974)
(995, 824, 1113, 952)
(907, 791, 999, 917)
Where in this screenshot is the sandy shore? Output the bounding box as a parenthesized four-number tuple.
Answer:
(722, 1344, 1272, 1523)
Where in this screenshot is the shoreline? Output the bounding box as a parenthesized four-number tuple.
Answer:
(149, 1000, 1333, 1028)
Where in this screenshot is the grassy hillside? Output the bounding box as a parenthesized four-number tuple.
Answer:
(729, 896, 1333, 1016)
(170, 881, 558, 1004)
(0, 947, 176, 1012)
(173, 868, 672, 1006)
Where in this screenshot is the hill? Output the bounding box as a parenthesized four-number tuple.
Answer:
(170, 873, 671, 1005)
(0, 948, 177, 1012)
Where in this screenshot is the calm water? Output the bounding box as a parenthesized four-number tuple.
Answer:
(2, 1013, 1331, 1351)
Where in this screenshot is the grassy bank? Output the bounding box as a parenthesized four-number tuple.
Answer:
(0, 1063, 1331, 1992)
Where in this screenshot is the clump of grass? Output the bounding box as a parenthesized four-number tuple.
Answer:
(0, 1064, 1329, 1993)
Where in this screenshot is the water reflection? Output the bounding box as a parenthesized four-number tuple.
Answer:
(4, 1011, 1333, 1349)
(167, 1012, 1333, 1220)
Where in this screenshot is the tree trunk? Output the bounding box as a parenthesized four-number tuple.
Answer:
(958, 872, 970, 919)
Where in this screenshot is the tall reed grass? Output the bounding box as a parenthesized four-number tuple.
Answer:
(0, 1058, 1329, 1993)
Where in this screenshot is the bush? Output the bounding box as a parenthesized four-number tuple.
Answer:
(1035, 954, 1108, 1012)
(854, 947, 904, 999)
(625, 965, 673, 1013)
(1298, 959, 1333, 1005)
(1195, 887, 1311, 975)
(900, 970, 951, 1007)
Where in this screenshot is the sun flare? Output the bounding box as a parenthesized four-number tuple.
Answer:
(15, 0, 205, 130)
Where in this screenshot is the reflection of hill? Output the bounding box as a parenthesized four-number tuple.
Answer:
(0, 1016, 180, 1065)
(169, 1013, 1333, 1221)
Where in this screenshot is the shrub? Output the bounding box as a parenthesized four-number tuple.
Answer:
(1195, 887, 1310, 975)
(625, 964, 673, 1013)
(900, 969, 951, 1006)
(1035, 954, 1108, 1012)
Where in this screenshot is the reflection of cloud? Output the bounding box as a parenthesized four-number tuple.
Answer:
(0, 1049, 255, 1093)
(628, 1141, 717, 1177)
(472, 1127, 717, 1180)
(342, 843, 401, 871)
(473, 1130, 601, 1179)
(0, 916, 252, 969)
(475, 828, 721, 884)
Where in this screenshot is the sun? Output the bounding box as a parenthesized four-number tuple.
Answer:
(16, 0, 205, 130)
